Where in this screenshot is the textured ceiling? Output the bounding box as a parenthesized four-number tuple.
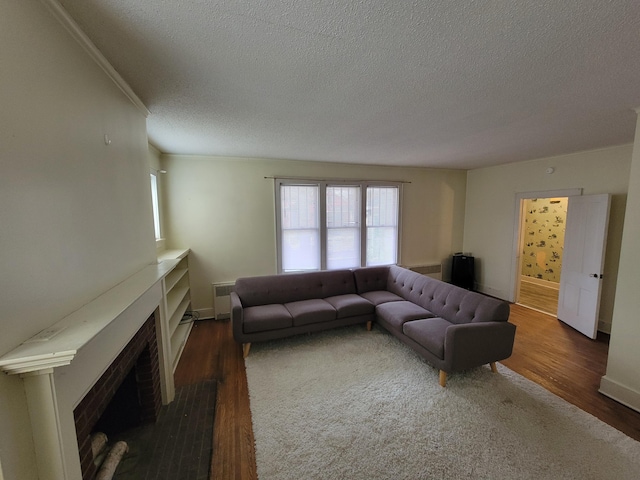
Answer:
(58, 0, 640, 169)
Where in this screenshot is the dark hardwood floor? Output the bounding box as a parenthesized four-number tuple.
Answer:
(174, 304, 640, 480)
(501, 304, 640, 442)
(174, 319, 256, 480)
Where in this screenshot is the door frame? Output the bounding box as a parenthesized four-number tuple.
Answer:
(509, 188, 583, 303)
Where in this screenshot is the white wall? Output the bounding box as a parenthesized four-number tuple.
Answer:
(600, 114, 640, 411)
(161, 155, 467, 317)
(0, 2, 155, 478)
(463, 144, 632, 331)
(149, 144, 163, 171)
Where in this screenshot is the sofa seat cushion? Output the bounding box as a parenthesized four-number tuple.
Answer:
(324, 294, 374, 319)
(359, 290, 404, 306)
(402, 317, 452, 359)
(243, 304, 293, 333)
(376, 301, 434, 329)
(285, 299, 337, 327)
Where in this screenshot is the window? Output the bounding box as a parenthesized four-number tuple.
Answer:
(276, 179, 401, 272)
(280, 184, 320, 271)
(366, 186, 399, 266)
(327, 185, 361, 269)
(150, 171, 162, 240)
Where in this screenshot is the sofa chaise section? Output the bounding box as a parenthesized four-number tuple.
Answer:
(376, 265, 515, 385)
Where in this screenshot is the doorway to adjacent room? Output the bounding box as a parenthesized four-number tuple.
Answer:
(516, 196, 568, 316)
(511, 188, 582, 316)
(512, 189, 611, 340)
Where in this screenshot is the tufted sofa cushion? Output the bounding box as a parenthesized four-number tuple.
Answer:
(353, 266, 391, 293)
(235, 269, 356, 307)
(386, 265, 509, 324)
(354, 266, 404, 305)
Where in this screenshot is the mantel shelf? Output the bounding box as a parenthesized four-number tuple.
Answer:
(0, 260, 179, 376)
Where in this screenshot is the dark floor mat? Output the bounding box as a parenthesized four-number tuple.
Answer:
(110, 380, 217, 480)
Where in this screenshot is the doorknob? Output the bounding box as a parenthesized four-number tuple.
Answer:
(589, 274, 603, 279)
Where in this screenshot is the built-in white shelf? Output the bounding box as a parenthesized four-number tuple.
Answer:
(157, 248, 193, 372)
(166, 285, 190, 322)
(165, 267, 188, 292)
(171, 323, 191, 371)
(169, 296, 191, 337)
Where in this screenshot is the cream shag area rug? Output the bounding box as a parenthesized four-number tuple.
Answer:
(245, 326, 640, 480)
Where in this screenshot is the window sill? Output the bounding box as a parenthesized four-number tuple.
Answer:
(156, 238, 166, 252)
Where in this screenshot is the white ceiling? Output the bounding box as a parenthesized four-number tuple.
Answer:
(59, 0, 640, 169)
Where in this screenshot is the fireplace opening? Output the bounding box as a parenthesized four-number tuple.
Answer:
(74, 313, 162, 480)
(93, 364, 144, 437)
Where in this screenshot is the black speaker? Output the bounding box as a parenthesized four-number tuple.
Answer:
(451, 254, 475, 290)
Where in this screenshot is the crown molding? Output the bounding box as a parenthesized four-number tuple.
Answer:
(40, 0, 150, 118)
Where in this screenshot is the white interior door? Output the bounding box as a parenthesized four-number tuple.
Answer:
(557, 194, 611, 339)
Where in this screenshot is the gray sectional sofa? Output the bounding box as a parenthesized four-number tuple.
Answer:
(231, 265, 515, 386)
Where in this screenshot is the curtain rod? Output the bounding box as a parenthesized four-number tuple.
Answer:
(264, 176, 411, 184)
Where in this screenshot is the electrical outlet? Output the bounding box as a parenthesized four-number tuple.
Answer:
(25, 326, 66, 343)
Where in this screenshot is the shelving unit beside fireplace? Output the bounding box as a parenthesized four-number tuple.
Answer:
(158, 248, 192, 372)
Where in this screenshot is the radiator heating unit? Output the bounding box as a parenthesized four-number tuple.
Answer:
(212, 282, 235, 320)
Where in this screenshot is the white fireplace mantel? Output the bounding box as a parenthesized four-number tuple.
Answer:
(0, 256, 185, 480)
(0, 260, 178, 375)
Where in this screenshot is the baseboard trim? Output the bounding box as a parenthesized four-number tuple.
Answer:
(474, 284, 509, 301)
(599, 375, 640, 413)
(597, 321, 612, 335)
(520, 275, 560, 290)
(194, 307, 215, 320)
(515, 303, 556, 317)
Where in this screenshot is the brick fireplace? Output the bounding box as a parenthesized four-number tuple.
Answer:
(74, 313, 162, 480)
(0, 260, 180, 480)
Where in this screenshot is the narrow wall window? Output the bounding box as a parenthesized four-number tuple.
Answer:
(276, 180, 401, 272)
(150, 172, 161, 240)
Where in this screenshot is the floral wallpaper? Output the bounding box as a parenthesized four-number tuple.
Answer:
(521, 197, 567, 283)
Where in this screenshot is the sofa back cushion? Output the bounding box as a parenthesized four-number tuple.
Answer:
(235, 269, 356, 307)
(386, 265, 430, 304)
(353, 266, 391, 293)
(386, 265, 509, 324)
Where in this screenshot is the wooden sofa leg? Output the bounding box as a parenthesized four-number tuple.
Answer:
(490, 361, 498, 373)
(439, 370, 447, 387)
(243, 343, 251, 358)
(366, 321, 372, 331)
